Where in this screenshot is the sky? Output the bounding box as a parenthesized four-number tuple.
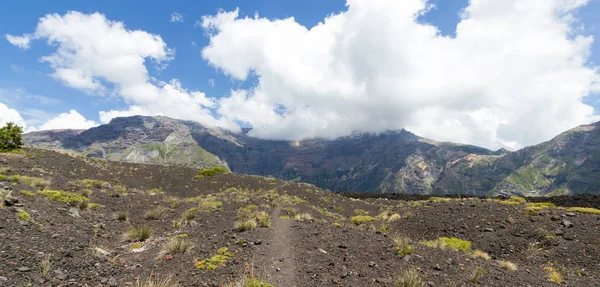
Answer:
(1, 0, 599, 151)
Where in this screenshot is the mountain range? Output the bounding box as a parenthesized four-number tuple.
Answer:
(24, 115, 600, 196)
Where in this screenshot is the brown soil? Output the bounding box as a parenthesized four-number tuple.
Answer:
(0, 148, 599, 286)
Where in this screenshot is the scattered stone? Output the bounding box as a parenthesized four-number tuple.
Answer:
(108, 277, 118, 286)
(484, 228, 495, 232)
(561, 220, 574, 228)
(565, 212, 576, 217)
(17, 266, 31, 272)
(0, 276, 7, 282)
(403, 255, 412, 262)
(368, 261, 376, 267)
(318, 248, 327, 254)
(433, 264, 442, 271)
(69, 207, 80, 218)
(276, 268, 281, 272)
(554, 229, 564, 236)
(56, 274, 68, 280)
(550, 215, 561, 221)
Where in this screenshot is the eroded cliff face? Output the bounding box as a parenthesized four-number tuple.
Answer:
(24, 116, 600, 196)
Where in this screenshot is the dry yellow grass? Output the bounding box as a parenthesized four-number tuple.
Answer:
(497, 260, 518, 271)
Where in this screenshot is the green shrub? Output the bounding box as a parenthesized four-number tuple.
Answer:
(0, 122, 24, 152)
(257, 212, 271, 227)
(197, 167, 229, 177)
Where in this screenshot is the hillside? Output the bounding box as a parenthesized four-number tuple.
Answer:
(24, 116, 600, 196)
(1, 148, 599, 286)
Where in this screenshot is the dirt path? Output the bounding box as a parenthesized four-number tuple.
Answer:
(255, 205, 298, 287)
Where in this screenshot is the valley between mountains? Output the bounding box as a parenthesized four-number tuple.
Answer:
(25, 116, 600, 197)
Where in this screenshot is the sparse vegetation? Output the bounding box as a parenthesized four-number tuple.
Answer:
(39, 253, 52, 275)
(394, 267, 423, 287)
(115, 211, 128, 221)
(546, 267, 563, 284)
(419, 237, 472, 253)
(39, 190, 90, 207)
(470, 267, 488, 284)
(144, 207, 169, 220)
(20, 190, 36, 197)
(257, 212, 271, 227)
(126, 226, 153, 242)
(134, 275, 181, 287)
(235, 219, 257, 231)
(16, 176, 50, 190)
(351, 215, 377, 225)
(295, 213, 314, 222)
(81, 179, 109, 189)
(196, 167, 229, 177)
(146, 188, 164, 196)
(161, 236, 195, 255)
(497, 260, 518, 271)
(392, 236, 414, 257)
(471, 250, 491, 261)
(195, 247, 234, 270)
(17, 209, 30, 221)
(566, 207, 600, 215)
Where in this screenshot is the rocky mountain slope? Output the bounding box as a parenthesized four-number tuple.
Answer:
(1, 148, 599, 286)
(24, 116, 600, 196)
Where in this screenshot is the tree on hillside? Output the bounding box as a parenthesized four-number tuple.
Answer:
(0, 122, 24, 152)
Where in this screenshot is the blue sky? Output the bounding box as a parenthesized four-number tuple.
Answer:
(1, 0, 599, 150)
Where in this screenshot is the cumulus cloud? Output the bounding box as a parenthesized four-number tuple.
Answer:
(38, 110, 97, 130)
(8, 11, 238, 131)
(170, 12, 184, 23)
(5, 34, 31, 49)
(0, 102, 27, 129)
(200, 0, 600, 149)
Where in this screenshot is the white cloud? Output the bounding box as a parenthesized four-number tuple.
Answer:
(200, 0, 599, 149)
(208, 79, 215, 87)
(5, 34, 31, 49)
(38, 110, 97, 130)
(170, 12, 184, 23)
(10, 11, 237, 131)
(0, 102, 27, 129)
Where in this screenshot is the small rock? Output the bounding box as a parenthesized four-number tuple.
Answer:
(565, 212, 576, 217)
(561, 220, 574, 228)
(108, 277, 118, 286)
(554, 229, 564, 236)
(484, 228, 495, 232)
(276, 268, 281, 272)
(368, 261, 376, 267)
(0, 276, 8, 282)
(17, 266, 31, 272)
(433, 264, 442, 271)
(69, 207, 80, 218)
(318, 248, 327, 254)
(550, 215, 561, 221)
(56, 274, 68, 280)
(403, 255, 412, 262)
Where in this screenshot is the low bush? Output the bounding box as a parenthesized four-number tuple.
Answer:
(197, 167, 229, 177)
(39, 190, 90, 207)
(295, 213, 314, 222)
(392, 236, 414, 257)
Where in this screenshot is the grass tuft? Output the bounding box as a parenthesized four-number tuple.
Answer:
(39, 253, 52, 275)
(39, 190, 90, 207)
(471, 250, 491, 261)
(497, 260, 517, 271)
(17, 209, 30, 221)
(235, 219, 257, 232)
(470, 267, 488, 284)
(566, 207, 600, 215)
(161, 237, 195, 255)
(392, 236, 414, 257)
(257, 212, 271, 227)
(134, 275, 181, 287)
(295, 213, 314, 222)
(144, 207, 169, 220)
(394, 267, 423, 287)
(195, 248, 234, 270)
(351, 215, 377, 225)
(419, 237, 471, 253)
(126, 225, 153, 242)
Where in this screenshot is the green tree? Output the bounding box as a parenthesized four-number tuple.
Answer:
(0, 122, 24, 152)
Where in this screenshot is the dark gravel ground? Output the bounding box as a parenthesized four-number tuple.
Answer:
(0, 148, 599, 286)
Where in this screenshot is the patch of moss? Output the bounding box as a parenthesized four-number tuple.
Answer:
(196, 167, 229, 177)
(39, 190, 90, 206)
(145, 188, 164, 196)
(195, 247, 234, 270)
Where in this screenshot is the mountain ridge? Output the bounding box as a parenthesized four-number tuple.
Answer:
(24, 115, 600, 196)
